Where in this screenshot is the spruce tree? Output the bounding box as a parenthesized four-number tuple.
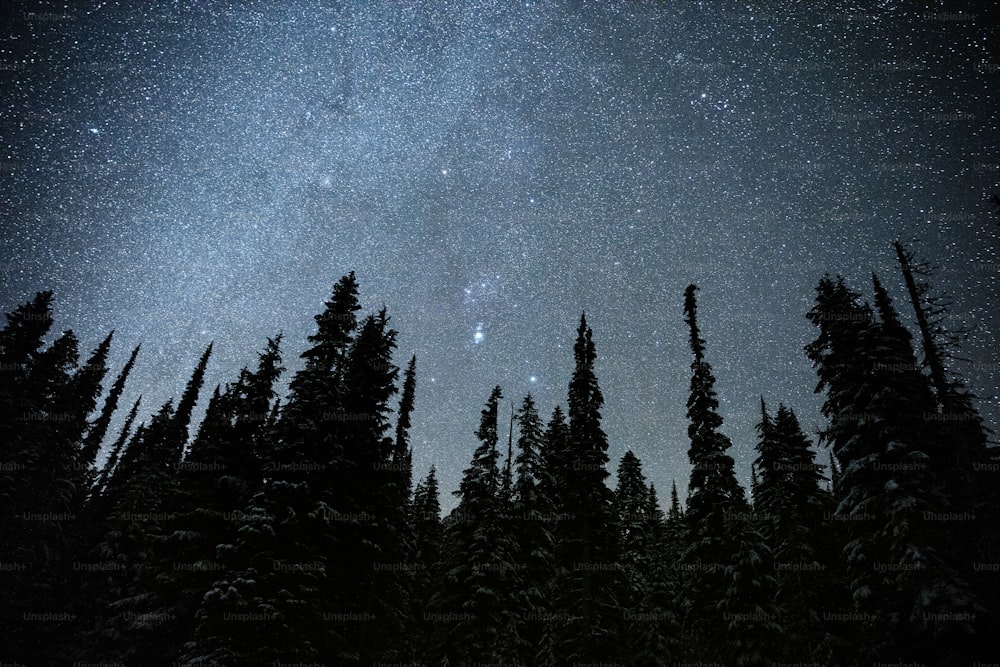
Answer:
(80, 343, 140, 477)
(79, 343, 213, 663)
(408, 466, 442, 660)
(138, 337, 285, 663)
(427, 386, 519, 664)
(754, 400, 838, 662)
(186, 275, 364, 664)
(393, 354, 417, 507)
(806, 274, 979, 663)
(614, 451, 679, 665)
(334, 308, 407, 664)
(508, 393, 556, 664)
(0, 293, 82, 662)
(550, 314, 624, 664)
(894, 241, 997, 655)
(681, 284, 780, 664)
(665, 479, 686, 563)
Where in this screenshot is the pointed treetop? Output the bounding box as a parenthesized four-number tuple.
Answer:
(683, 284, 706, 362)
(174, 342, 213, 435)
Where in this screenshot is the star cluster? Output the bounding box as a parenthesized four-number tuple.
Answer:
(2, 1, 998, 511)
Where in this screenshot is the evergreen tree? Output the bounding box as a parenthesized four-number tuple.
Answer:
(614, 451, 678, 665)
(806, 274, 979, 663)
(680, 284, 779, 664)
(393, 354, 417, 507)
(427, 386, 519, 664)
(508, 393, 556, 665)
(275, 272, 361, 482)
(79, 343, 213, 663)
(80, 343, 140, 477)
(133, 337, 284, 663)
(533, 404, 571, 665)
(540, 404, 571, 531)
(408, 466, 442, 660)
(500, 402, 515, 502)
(665, 480, 686, 563)
(894, 242, 997, 651)
(186, 275, 364, 664)
(94, 396, 142, 497)
(753, 400, 838, 662)
(545, 314, 624, 663)
(0, 292, 80, 662)
(615, 450, 651, 608)
(334, 308, 408, 664)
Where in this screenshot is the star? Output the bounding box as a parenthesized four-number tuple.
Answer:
(2, 1, 994, 518)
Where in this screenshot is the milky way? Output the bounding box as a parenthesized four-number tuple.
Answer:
(2, 1, 998, 510)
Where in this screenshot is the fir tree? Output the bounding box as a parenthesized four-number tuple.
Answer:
(681, 284, 779, 663)
(754, 400, 838, 662)
(546, 314, 624, 663)
(136, 337, 286, 663)
(665, 480, 686, 563)
(79, 343, 213, 663)
(80, 343, 140, 478)
(187, 275, 365, 664)
(427, 386, 519, 664)
(408, 466, 442, 660)
(0, 292, 79, 662)
(614, 451, 678, 665)
(806, 274, 979, 663)
(334, 308, 407, 664)
(508, 393, 556, 665)
(894, 242, 997, 651)
(393, 354, 417, 507)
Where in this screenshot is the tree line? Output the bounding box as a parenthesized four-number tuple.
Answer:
(1, 241, 997, 666)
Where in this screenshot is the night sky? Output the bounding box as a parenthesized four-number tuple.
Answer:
(2, 1, 998, 512)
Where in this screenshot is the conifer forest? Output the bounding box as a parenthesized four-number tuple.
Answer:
(2, 2, 999, 666)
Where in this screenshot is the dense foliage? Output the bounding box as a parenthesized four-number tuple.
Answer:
(1, 244, 996, 665)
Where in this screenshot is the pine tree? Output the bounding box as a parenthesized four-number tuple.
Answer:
(80, 343, 213, 663)
(186, 275, 364, 664)
(80, 343, 140, 478)
(680, 284, 780, 663)
(544, 314, 624, 663)
(754, 400, 838, 662)
(507, 393, 556, 664)
(409, 466, 442, 660)
(806, 274, 979, 663)
(427, 386, 519, 664)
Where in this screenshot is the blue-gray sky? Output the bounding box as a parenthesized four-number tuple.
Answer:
(2, 1, 998, 511)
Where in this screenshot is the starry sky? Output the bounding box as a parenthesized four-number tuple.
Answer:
(2, 1, 998, 512)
